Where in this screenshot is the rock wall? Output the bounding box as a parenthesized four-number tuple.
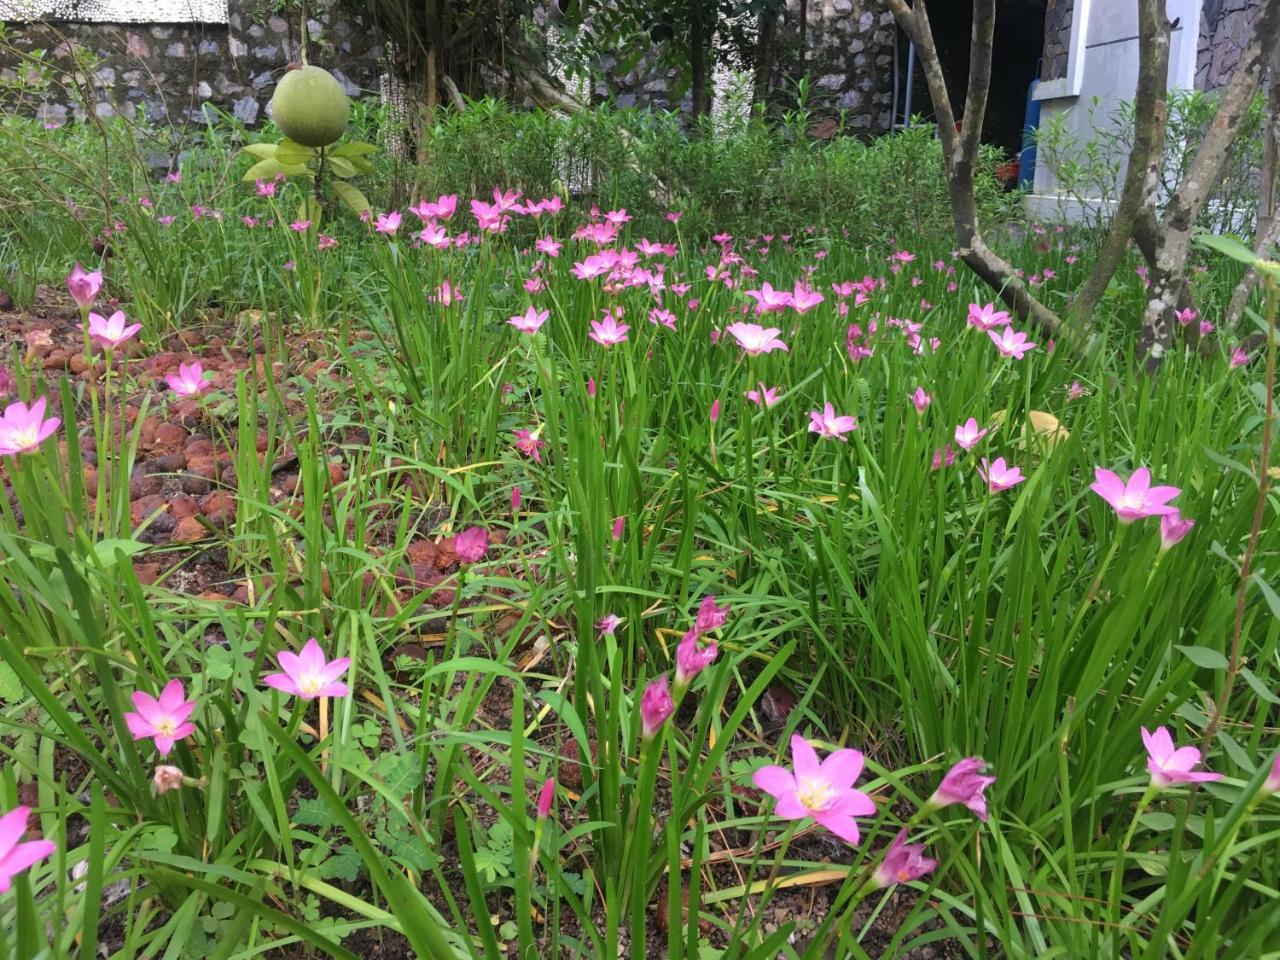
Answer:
(597, 0, 896, 134)
(1041, 0, 1073, 82)
(0, 0, 384, 127)
(1196, 0, 1261, 91)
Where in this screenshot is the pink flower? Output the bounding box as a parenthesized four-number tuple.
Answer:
(1142, 726, 1222, 788)
(514, 428, 546, 462)
(124, 679, 197, 757)
(1199, 319, 1215, 337)
(1090, 467, 1181, 523)
(640, 675, 674, 739)
(709, 398, 721, 423)
(1230, 347, 1249, 368)
(988, 327, 1037, 359)
(649, 307, 677, 330)
(743, 282, 793, 315)
(675, 629, 718, 687)
(509, 306, 549, 335)
(726, 322, 788, 355)
(926, 757, 996, 821)
(1067, 381, 1086, 401)
(1263, 754, 1280, 795)
(375, 211, 402, 235)
(931, 445, 958, 471)
(87, 310, 142, 348)
(152, 765, 185, 795)
(0, 806, 56, 893)
(0, 397, 61, 456)
(694, 595, 730, 633)
(289, 220, 312, 232)
(966, 302, 1010, 332)
(910, 387, 931, 414)
(1159, 510, 1194, 550)
(255, 178, 278, 197)
(746, 383, 781, 407)
(535, 236, 562, 257)
(872, 829, 937, 888)
(596, 613, 622, 638)
(808, 403, 858, 441)
(953, 418, 988, 451)
(752, 734, 876, 845)
(165, 170, 181, 183)
(165, 361, 209, 396)
(978, 457, 1025, 493)
(611, 516, 625, 540)
(263, 638, 351, 700)
(1175, 307, 1198, 327)
(588, 312, 629, 347)
(66, 262, 103, 309)
(411, 194, 457, 221)
(432, 281, 463, 306)
(511, 486, 522, 513)
(790, 282, 825, 314)
(418, 222, 450, 248)
(666, 211, 683, 223)
(536, 777, 555, 819)
(454, 526, 489, 564)
(317, 234, 338, 251)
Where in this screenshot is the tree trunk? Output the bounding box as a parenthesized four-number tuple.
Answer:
(690, 0, 711, 117)
(753, 0, 782, 109)
(886, 0, 1062, 335)
(1138, 0, 1280, 368)
(1225, 42, 1280, 328)
(1069, 0, 1170, 326)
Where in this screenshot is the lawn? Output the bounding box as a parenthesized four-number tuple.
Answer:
(0, 108, 1276, 959)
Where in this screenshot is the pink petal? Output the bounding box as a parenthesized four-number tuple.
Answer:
(157, 680, 186, 712)
(752, 765, 797, 800)
(153, 736, 175, 757)
(811, 810, 861, 845)
(773, 793, 811, 820)
(130, 691, 163, 725)
(263, 673, 301, 696)
(818, 749, 865, 791)
(0, 807, 31, 858)
(316, 658, 351, 686)
(0, 839, 55, 881)
(827, 788, 877, 818)
(275, 649, 302, 679)
(790, 735, 821, 781)
(124, 711, 153, 740)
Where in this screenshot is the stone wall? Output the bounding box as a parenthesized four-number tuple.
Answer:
(596, 0, 896, 134)
(1041, 0, 1073, 82)
(0, 0, 384, 127)
(1196, 0, 1261, 91)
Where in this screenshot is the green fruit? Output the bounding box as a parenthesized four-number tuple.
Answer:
(270, 65, 350, 148)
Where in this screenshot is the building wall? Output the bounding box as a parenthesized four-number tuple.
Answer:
(1197, 0, 1261, 90)
(0, 0, 384, 127)
(1027, 0, 1266, 220)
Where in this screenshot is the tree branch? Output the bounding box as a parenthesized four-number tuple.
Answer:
(1070, 0, 1169, 326)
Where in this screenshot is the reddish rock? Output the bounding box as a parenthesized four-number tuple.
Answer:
(169, 495, 199, 518)
(327, 462, 346, 484)
(43, 349, 70, 370)
(154, 422, 186, 448)
(180, 472, 210, 495)
(129, 473, 162, 498)
(152, 453, 187, 472)
(130, 494, 168, 525)
(172, 516, 206, 542)
(132, 562, 162, 586)
(201, 490, 235, 525)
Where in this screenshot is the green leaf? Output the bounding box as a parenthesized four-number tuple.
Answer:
(1194, 231, 1261, 267)
(317, 845, 363, 882)
(241, 142, 279, 160)
(329, 141, 378, 158)
(242, 157, 310, 182)
(1175, 645, 1228, 670)
(0, 662, 22, 700)
(327, 156, 358, 178)
(276, 138, 316, 165)
(332, 180, 371, 216)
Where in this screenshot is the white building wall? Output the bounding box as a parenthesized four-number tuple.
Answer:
(1026, 0, 1202, 221)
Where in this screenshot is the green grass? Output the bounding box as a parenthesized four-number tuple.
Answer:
(0, 109, 1276, 959)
